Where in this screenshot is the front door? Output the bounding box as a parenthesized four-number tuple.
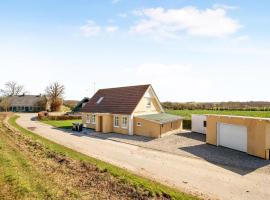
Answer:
(99, 116, 103, 132)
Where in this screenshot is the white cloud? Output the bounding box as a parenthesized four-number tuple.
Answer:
(80, 20, 101, 37)
(130, 7, 240, 39)
(213, 4, 239, 10)
(106, 26, 119, 33)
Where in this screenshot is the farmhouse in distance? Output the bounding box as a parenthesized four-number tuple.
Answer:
(0, 94, 49, 112)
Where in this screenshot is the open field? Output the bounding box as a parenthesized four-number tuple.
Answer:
(0, 113, 198, 200)
(42, 119, 81, 129)
(167, 109, 270, 120)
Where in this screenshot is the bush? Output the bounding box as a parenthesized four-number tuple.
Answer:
(46, 115, 81, 121)
(37, 111, 49, 120)
(38, 113, 81, 121)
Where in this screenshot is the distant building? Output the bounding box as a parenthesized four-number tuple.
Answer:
(0, 94, 50, 112)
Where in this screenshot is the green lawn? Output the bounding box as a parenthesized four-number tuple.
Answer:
(41, 119, 81, 129)
(5, 115, 198, 200)
(167, 109, 270, 120)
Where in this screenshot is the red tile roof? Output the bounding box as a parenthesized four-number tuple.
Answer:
(81, 84, 150, 114)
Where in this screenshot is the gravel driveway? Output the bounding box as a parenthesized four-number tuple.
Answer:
(83, 129, 270, 175)
(16, 113, 270, 200)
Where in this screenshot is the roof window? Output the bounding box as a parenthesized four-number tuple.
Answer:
(96, 97, 104, 104)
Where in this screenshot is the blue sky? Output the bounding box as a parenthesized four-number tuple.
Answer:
(0, 0, 269, 102)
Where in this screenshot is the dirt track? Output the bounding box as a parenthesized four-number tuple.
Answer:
(17, 113, 270, 200)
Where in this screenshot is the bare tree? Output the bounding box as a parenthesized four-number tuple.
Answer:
(0, 97, 11, 112)
(0, 81, 27, 96)
(45, 82, 65, 112)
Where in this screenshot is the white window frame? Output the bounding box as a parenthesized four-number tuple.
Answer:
(137, 122, 142, 127)
(114, 115, 119, 127)
(122, 116, 128, 129)
(146, 97, 151, 108)
(91, 114, 96, 124)
(86, 114, 90, 123)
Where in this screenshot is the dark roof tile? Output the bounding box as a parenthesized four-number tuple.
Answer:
(81, 84, 150, 114)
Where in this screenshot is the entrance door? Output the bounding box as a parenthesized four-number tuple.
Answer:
(25, 107, 29, 112)
(99, 116, 103, 132)
(217, 123, 247, 152)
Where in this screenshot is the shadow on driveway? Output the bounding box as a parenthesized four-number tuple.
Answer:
(179, 141, 270, 175)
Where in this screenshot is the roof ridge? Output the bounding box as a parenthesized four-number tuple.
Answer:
(98, 84, 151, 91)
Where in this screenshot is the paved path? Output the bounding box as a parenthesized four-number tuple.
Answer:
(16, 113, 270, 200)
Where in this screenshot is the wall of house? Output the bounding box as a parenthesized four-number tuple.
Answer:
(82, 113, 96, 129)
(133, 117, 161, 138)
(112, 114, 129, 134)
(133, 88, 162, 115)
(161, 120, 182, 134)
(206, 115, 270, 159)
(101, 115, 113, 133)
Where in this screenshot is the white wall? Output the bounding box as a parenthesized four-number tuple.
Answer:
(192, 114, 207, 134)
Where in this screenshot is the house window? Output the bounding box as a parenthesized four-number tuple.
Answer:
(96, 97, 104, 104)
(146, 97, 151, 108)
(29, 107, 33, 111)
(92, 114, 96, 124)
(137, 122, 142, 127)
(203, 121, 207, 127)
(86, 114, 90, 123)
(122, 116, 128, 129)
(114, 115, 119, 127)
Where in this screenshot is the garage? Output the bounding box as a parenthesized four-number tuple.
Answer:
(217, 123, 247, 152)
(134, 113, 183, 138)
(206, 114, 270, 159)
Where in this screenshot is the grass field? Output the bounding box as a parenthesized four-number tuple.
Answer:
(167, 109, 270, 120)
(0, 113, 198, 200)
(42, 119, 81, 129)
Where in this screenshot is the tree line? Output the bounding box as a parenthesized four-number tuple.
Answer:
(0, 81, 65, 112)
(162, 101, 270, 111)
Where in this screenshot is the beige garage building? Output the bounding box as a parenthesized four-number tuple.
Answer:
(206, 115, 270, 159)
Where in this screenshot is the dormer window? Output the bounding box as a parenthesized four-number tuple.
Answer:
(96, 97, 104, 104)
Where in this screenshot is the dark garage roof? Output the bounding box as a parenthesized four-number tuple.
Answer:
(137, 113, 184, 124)
(81, 84, 151, 114)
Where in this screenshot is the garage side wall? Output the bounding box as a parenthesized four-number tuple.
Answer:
(133, 117, 161, 138)
(206, 115, 268, 159)
(161, 120, 182, 134)
(266, 123, 270, 159)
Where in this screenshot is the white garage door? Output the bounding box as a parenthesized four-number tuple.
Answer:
(217, 123, 247, 152)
